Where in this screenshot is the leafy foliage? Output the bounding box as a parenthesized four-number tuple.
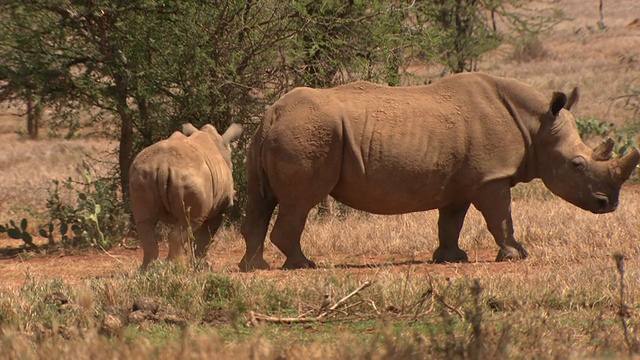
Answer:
(41, 163, 128, 249)
(576, 117, 614, 139)
(0, 0, 567, 227)
(0, 218, 33, 246)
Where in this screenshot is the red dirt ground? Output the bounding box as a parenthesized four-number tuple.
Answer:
(0, 240, 534, 289)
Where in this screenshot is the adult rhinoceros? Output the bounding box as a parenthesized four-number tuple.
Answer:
(239, 72, 639, 271)
(130, 123, 242, 268)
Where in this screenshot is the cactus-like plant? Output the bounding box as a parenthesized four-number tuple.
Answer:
(0, 218, 34, 246)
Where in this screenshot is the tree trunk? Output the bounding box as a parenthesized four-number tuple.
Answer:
(115, 76, 133, 206)
(26, 95, 41, 140)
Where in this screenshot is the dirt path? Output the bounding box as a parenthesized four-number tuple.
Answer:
(0, 241, 533, 289)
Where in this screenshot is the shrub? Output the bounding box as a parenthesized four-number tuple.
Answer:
(40, 163, 128, 249)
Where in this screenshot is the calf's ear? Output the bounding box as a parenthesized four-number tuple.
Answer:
(550, 92, 567, 117)
(222, 123, 243, 144)
(182, 123, 198, 136)
(565, 87, 579, 110)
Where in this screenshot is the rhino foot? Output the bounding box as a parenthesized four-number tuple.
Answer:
(238, 257, 271, 272)
(495, 245, 529, 262)
(432, 247, 469, 264)
(281, 258, 317, 270)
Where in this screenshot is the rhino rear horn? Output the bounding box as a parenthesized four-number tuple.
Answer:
(592, 138, 615, 161)
(613, 148, 640, 183)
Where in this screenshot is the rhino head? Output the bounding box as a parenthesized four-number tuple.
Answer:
(182, 122, 243, 170)
(536, 89, 640, 213)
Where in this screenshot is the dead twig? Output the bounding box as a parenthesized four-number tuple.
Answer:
(247, 280, 374, 327)
(433, 288, 465, 319)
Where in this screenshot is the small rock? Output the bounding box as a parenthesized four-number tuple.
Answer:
(45, 292, 69, 306)
(101, 314, 123, 337)
(132, 297, 160, 314)
(128, 310, 154, 324)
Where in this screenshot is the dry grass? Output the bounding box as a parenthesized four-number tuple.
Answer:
(2, 1, 640, 358)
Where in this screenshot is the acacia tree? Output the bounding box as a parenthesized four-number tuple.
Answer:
(1, 0, 306, 206)
(426, 0, 562, 73)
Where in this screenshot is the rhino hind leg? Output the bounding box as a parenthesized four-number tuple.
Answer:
(192, 215, 223, 260)
(166, 225, 187, 263)
(432, 203, 471, 263)
(139, 221, 160, 269)
(270, 205, 317, 270)
(239, 191, 277, 272)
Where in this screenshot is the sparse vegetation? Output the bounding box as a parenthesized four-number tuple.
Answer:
(1, 0, 640, 358)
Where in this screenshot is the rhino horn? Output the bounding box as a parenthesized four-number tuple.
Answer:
(592, 138, 615, 161)
(182, 123, 198, 136)
(612, 148, 640, 184)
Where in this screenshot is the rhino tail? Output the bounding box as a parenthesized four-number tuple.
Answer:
(254, 106, 278, 199)
(157, 164, 174, 215)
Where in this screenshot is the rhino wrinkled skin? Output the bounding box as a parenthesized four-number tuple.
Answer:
(130, 123, 242, 268)
(239, 72, 640, 271)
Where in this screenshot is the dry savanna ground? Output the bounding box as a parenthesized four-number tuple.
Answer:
(1, 1, 640, 359)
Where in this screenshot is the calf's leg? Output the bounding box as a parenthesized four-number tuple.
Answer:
(138, 221, 159, 269)
(167, 225, 187, 264)
(193, 215, 223, 260)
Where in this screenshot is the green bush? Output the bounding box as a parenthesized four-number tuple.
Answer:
(40, 163, 128, 249)
(576, 117, 613, 139)
(0, 218, 33, 246)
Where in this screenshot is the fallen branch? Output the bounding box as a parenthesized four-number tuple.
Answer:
(247, 280, 373, 327)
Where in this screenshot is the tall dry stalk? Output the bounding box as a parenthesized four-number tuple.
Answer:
(613, 252, 639, 355)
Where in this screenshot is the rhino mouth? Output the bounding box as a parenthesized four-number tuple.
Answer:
(593, 192, 617, 213)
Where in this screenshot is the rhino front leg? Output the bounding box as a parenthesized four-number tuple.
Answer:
(472, 180, 529, 262)
(432, 203, 471, 263)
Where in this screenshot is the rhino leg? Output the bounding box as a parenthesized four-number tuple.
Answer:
(432, 203, 470, 263)
(167, 225, 187, 263)
(239, 192, 277, 272)
(193, 215, 223, 259)
(270, 205, 317, 270)
(472, 181, 529, 262)
(139, 221, 160, 269)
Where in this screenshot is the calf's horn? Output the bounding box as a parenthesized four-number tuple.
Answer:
(592, 138, 615, 161)
(612, 148, 640, 183)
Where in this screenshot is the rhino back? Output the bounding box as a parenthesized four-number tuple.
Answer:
(130, 134, 234, 226)
(262, 73, 544, 214)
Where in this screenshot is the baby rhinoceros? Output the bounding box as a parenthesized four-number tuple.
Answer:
(130, 123, 242, 268)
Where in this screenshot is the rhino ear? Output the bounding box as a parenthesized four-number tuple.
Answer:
(181, 123, 198, 136)
(550, 92, 567, 117)
(565, 87, 579, 111)
(222, 123, 243, 144)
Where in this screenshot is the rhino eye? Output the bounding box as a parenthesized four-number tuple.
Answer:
(571, 157, 587, 173)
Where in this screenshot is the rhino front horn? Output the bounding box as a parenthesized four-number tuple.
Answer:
(592, 138, 615, 161)
(613, 148, 640, 183)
